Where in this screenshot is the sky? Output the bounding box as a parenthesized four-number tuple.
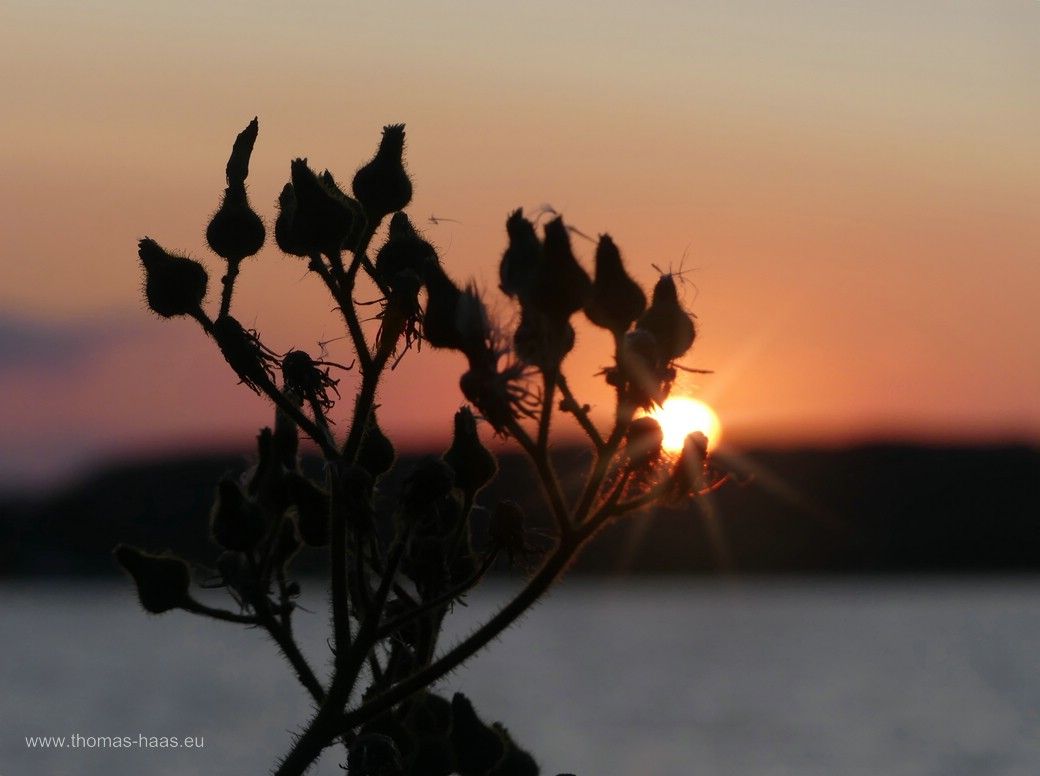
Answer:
(1, 1, 1038, 486)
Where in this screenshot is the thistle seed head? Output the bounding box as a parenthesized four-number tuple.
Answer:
(138, 238, 208, 319)
(113, 545, 191, 614)
(352, 123, 413, 223)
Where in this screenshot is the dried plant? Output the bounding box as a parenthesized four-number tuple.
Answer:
(118, 118, 726, 775)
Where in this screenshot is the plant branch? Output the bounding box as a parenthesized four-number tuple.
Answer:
(375, 549, 498, 642)
(558, 373, 605, 451)
(506, 417, 572, 538)
(218, 256, 242, 319)
(338, 537, 577, 733)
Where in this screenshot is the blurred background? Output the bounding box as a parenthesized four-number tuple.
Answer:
(2, 1, 1039, 774)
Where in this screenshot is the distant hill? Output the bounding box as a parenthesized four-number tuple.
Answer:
(2, 444, 1038, 576)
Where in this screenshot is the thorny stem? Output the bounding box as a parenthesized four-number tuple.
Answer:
(218, 256, 242, 320)
(181, 598, 259, 625)
(376, 549, 498, 641)
(337, 537, 577, 733)
(255, 599, 327, 705)
(506, 417, 573, 538)
(537, 368, 557, 452)
(558, 372, 605, 450)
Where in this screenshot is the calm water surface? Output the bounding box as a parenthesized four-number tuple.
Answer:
(3, 578, 1040, 775)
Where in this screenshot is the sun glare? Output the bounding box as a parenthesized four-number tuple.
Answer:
(646, 397, 722, 453)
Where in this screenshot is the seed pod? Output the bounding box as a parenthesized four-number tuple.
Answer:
(319, 169, 367, 250)
(289, 159, 363, 256)
(499, 208, 541, 299)
(346, 732, 405, 776)
(403, 457, 455, 514)
(286, 472, 331, 547)
(619, 328, 664, 408)
(451, 693, 505, 776)
(206, 186, 265, 261)
(138, 238, 208, 319)
(584, 234, 646, 336)
(210, 478, 266, 552)
(636, 274, 696, 362)
(489, 500, 528, 564)
(532, 216, 591, 320)
(455, 284, 494, 365)
(625, 416, 664, 470)
(211, 316, 278, 394)
(405, 692, 453, 737)
(352, 123, 413, 222)
(410, 736, 455, 776)
(421, 261, 464, 351)
(442, 406, 497, 498)
(488, 724, 539, 776)
(513, 305, 575, 371)
(113, 545, 191, 614)
(375, 212, 435, 289)
(356, 412, 396, 478)
(671, 431, 709, 497)
(273, 182, 308, 257)
(405, 535, 451, 599)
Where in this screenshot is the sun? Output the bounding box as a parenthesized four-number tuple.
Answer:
(645, 396, 722, 453)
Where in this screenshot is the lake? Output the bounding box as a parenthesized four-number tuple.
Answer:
(3, 578, 1040, 775)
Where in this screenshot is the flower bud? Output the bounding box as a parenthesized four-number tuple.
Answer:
(352, 417, 394, 480)
(403, 456, 455, 514)
(356, 412, 396, 479)
(513, 305, 575, 371)
(499, 208, 541, 299)
(405, 535, 451, 599)
(206, 186, 265, 261)
(451, 693, 505, 776)
(113, 545, 191, 614)
(532, 216, 591, 320)
(138, 238, 208, 318)
(274, 182, 308, 257)
(443, 406, 497, 498)
(211, 316, 278, 394)
(346, 732, 405, 776)
(625, 416, 664, 469)
(584, 234, 646, 336)
(489, 500, 528, 564)
(636, 273, 696, 362)
(671, 431, 708, 496)
(289, 159, 364, 256)
(286, 472, 331, 547)
(224, 116, 258, 189)
(489, 724, 539, 776)
(455, 284, 494, 365)
(320, 169, 367, 250)
(421, 261, 464, 351)
(375, 212, 435, 289)
(405, 692, 453, 737)
(352, 123, 413, 222)
(618, 328, 665, 407)
(210, 478, 266, 552)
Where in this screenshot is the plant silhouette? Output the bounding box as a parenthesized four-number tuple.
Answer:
(119, 118, 725, 775)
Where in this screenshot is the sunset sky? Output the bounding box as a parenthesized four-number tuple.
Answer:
(2, 1, 1038, 486)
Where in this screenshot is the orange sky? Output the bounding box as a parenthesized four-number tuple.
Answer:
(2, 1, 1038, 485)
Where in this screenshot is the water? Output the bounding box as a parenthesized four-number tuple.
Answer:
(3, 579, 1040, 775)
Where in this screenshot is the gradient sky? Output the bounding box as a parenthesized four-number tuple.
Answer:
(2, 1, 1038, 486)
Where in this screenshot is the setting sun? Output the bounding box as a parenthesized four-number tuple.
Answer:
(646, 397, 722, 453)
